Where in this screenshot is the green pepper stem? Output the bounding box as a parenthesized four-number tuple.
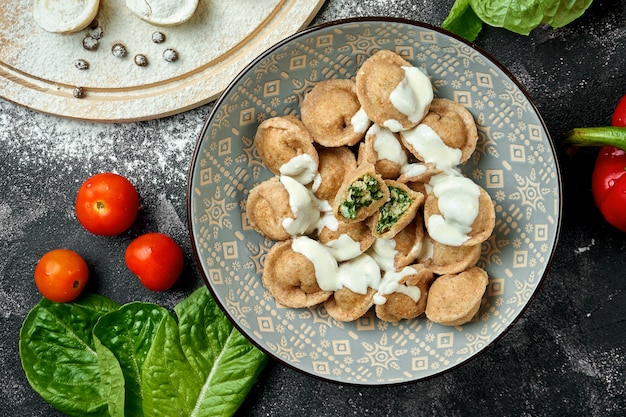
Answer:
(565, 127, 626, 151)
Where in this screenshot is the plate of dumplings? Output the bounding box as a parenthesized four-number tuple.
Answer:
(188, 17, 562, 385)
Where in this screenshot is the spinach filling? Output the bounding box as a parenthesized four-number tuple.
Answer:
(339, 174, 384, 219)
(376, 186, 412, 234)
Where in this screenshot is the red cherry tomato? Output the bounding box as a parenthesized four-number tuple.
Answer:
(76, 173, 139, 236)
(125, 233, 184, 292)
(592, 95, 626, 232)
(34, 249, 89, 303)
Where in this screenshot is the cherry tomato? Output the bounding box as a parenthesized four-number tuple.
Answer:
(34, 249, 89, 303)
(75, 172, 139, 236)
(125, 233, 184, 292)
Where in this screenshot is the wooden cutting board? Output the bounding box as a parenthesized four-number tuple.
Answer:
(0, 0, 326, 122)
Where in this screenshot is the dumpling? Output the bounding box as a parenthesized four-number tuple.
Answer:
(333, 163, 390, 223)
(425, 266, 489, 326)
(314, 146, 358, 202)
(301, 79, 370, 147)
(254, 115, 319, 180)
(262, 240, 332, 308)
(355, 49, 433, 132)
(368, 180, 424, 239)
(375, 264, 435, 322)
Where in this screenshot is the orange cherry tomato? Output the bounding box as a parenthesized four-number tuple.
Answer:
(75, 172, 139, 236)
(34, 249, 89, 303)
(125, 233, 184, 292)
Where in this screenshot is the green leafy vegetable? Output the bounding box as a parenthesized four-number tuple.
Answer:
(142, 286, 268, 417)
(20, 287, 267, 417)
(19, 294, 120, 417)
(442, 0, 594, 41)
(93, 302, 172, 417)
(441, 0, 484, 42)
(339, 174, 384, 219)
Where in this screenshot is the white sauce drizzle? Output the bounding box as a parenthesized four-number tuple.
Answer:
(367, 238, 398, 272)
(351, 108, 371, 133)
(427, 173, 480, 246)
(336, 254, 382, 294)
(280, 154, 319, 185)
(368, 124, 408, 166)
(293, 236, 421, 303)
(383, 119, 404, 133)
(389, 66, 434, 124)
(325, 234, 363, 262)
(292, 236, 339, 291)
(401, 163, 428, 178)
(374, 266, 421, 305)
(280, 176, 321, 236)
(401, 124, 462, 169)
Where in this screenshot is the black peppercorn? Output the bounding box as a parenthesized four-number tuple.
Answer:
(134, 54, 148, 66)
(111, 43, 127, 58)
(75, 59, 89, 70)
(163, 48, 178, 62)
(73, 87, 86, 99)
(152, 31, 166, 44)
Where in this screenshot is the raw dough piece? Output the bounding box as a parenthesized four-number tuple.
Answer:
(33, 0, 100, 34)
(125, 0, 199, 26)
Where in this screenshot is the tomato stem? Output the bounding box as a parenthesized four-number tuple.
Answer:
(565, 127, 626, 151)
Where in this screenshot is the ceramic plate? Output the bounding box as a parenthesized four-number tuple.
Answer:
(188, 18, 562, 385)
(0, 0, 325, 122)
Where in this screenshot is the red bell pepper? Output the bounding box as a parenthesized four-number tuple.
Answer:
(591, 146, 626, 232)
(565, 94, 626, 232)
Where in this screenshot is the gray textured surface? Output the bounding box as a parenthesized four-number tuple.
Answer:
(2, 1, 626, 416)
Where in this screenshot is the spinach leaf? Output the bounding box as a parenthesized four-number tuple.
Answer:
(93, 302, 172, 417)
(19, 295, 120, 417)
(142, 286, 268, 417)
(442, 0, 484, 42)
(20, 287, 266, 417)
(442, 0, 593, 39)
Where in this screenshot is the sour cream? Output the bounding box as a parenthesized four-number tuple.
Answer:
(280, 175, 321, 236)
(368, 124, 408, 166)
(389, 66, 434, 124)
(351, 108, 371, 133)
(374, 266, 421, 305)
(336, 254, 382, 294)
(295, 235, 423, 304)
(367, 238, 398, 272)
(292, 236, 339, 291)
(280, 154, 318, 185)
(325, 234, 363, 262)
(401, 163, 428, 178)
(383, 119, 404, 133)
(401, 124, 462, 169)
(427, 173, 480, 246)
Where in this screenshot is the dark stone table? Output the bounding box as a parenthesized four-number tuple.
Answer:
(2, 1, 625, 416)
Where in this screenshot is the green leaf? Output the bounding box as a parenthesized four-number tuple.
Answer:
(93, 338, 125, 417)
(142, 286, 268, 417)
(19, 295, 120, 417)
(93, 302, 173, 417)
(442, 0, 484, 42)
(542, 0, 594, 28)
(468, 0, 593, 35)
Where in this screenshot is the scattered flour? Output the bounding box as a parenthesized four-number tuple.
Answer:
(576, 238, 596, 254)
